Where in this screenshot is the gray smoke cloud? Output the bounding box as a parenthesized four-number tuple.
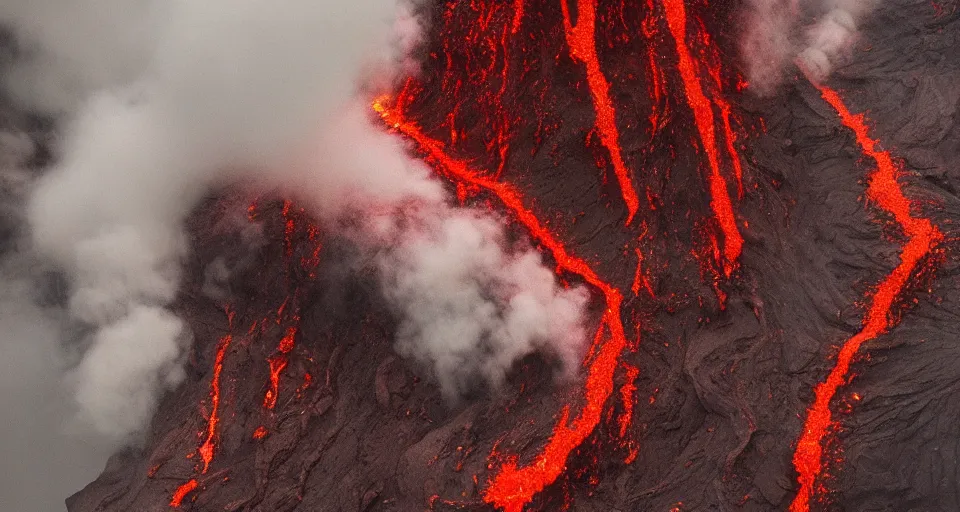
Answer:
(740, 0, 878, 93)
(0, 0, 163, 114)
(0, 0, 589, 507)
(0, 126, 115, 511)
(0, 266, 114, 512)
(18, 0, 429, 445)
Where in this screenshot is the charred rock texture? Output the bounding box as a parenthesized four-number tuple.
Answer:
(67, 0, 960, 510)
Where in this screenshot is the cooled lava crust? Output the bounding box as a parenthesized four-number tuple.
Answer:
(66, 0, 960, 510)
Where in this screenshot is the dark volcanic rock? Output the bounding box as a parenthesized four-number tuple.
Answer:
(67, 0, 960, 511)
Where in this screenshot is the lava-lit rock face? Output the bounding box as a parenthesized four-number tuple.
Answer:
(67, 0, 960, 511)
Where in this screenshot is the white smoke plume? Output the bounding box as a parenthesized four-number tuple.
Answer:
(740, 0, 877, 93)
(361, 202, 589, 401)
(1, 0, 588, 462)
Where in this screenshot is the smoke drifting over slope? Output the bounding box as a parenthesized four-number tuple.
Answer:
(740, 0, 877, 92)
(2, 0, 587, 467)
(370, 204, 590, 400)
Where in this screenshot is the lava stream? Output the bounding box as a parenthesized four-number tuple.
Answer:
(702, 27, 746, 198)
(169, 479, 197, 508)
(561, 0, 640, 225)
(168, 203, 322, 507)
(660, 0, 743, 275)
(789, 84, 943, 511)
(494, 0, 526, 177)
(714, 93, 744, 198)
(373, 97, 632, 511)
(263, 326, 298, 409)
(198, 333, 232, 473)
(170, 328, 234, 507)
(617, 363, 641, 438)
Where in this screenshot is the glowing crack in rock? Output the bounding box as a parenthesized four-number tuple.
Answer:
(617, 363, 641, 439)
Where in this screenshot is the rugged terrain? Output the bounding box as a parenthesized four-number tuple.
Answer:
(22, 0, 960, 510)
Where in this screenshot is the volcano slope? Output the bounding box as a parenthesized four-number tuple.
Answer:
(64, 0, 960, 510)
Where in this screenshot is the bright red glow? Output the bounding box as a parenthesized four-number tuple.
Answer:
(170, 479, 198, 508)
(701, 22, 745, 199)
(617, 364, 641, 438)
(485, 312, 625, 512)
(198, 333, 232, 473)
(660, 0, 743, 275)
(561, 0, 640, 225)
(296, 372, 313, 400)
(509, 0, 525, 35)
(436, 1, 527, 180)
(303, 224, 323, 278)
(263, 326, 298, 410)
(373, 96, 631, 512)
(169, 309, 234, 505)
(714, 95, 744, 199)
(631, 247, 655, 297)
(789, 84, 943, 511)
(263, 202, 322, 410)
(167, 204, 322, 507)
(642, 0, 667, 137)
(492, 0, 525, 179)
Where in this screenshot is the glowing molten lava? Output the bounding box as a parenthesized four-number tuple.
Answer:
(169, 479, 197, 508)
(199, 333, 232, 473)
(713, 91, 744, 199)
(264, 326, 298, 409)
(168, 205, 322, 507)
(374, 96, 632, 512)
(790, 84, 943, 511)
(561, 0, 640, 225)
(660, 0, 743, 275)
(617, 364, 641, 439)
(171, 327, 233, 507)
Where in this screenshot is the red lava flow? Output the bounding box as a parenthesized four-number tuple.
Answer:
(561, 0, 640, 225)
(170, 330, 233, 507)
(374, 96, 632, 512)
(170, 205, 322, 507)
(617, 363, 641, 439)
(263, 326, 298, 409)
(169, 479, 198, 508)
(789, 83, 943, 512)
(660, 0, 744, 275)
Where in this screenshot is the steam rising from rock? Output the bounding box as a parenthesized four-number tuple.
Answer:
(740, 0, 876, 93)
(368, 204, 589, 401)
(1, 0, 588, 456)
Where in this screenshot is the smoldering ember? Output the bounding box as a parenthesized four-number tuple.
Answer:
(0, 0, 958, 511)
